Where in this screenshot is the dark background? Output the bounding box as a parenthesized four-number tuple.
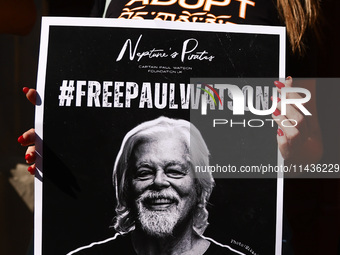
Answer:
(1, 0, 339, 254)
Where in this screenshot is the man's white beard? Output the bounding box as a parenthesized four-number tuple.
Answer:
(138, 205, 180, 238)
(136, 190, 182, 238)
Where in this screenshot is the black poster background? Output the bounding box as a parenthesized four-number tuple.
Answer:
(37, 18, 284, 255)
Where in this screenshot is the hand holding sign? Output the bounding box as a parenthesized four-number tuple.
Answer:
(272, 77, 323, 165)
(18, 88, 37, 175)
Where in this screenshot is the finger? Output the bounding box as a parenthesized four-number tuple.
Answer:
(275, 77, 307, 104)
(275, 102, 306, 131)
(285, 76, 293, 87)
(274, 76, 293, 94)
(271, 96, 281, 117)
(25, 146, 36, 164)
(276, 128, 290, 160)
(272, 114, 302, 148)
(17, 128, 35, 146)
(274, 80, 285, 95)
(27, 164, 36, 175)
(272, 92, 308, 136)
(272, 82, 305, 121)
(23, 87, 37, 105)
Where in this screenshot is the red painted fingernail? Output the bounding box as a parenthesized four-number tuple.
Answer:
(271, 96, 282, 116)
(277, 129, 284, 136)
(270, 96, 281, 102)
(25, 154, 31, 161)
(18, 135, 25, 143)
(274, 81, 285, 89)
(23, 87, 29, 94)
(273, 109, 281, 116)
(286, 76, 292, 80)
(28, 166, 35, 175)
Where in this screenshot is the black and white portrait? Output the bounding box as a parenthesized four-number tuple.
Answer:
(35, 18, 284, 255)
(67, 117, 243, 255)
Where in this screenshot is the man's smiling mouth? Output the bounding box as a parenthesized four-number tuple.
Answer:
(143, 197, 177, 210)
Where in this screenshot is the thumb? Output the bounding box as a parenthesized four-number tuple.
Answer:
(23, 88, 37, 105)
(285, 76, 293, 87)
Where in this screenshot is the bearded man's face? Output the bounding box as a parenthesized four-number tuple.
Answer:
(131, 134, 197, 238)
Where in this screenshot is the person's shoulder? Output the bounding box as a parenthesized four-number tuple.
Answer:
(203, 236, 245, 255)
(68, 233, 135, 255)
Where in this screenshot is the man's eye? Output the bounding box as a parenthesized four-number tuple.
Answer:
(166, 169, 186, 178)
(135, 169, 154, 179)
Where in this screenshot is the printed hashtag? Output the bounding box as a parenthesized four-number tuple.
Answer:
(59, 80, 75, 106)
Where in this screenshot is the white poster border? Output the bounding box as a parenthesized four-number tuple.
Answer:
(35, 17, 286, 255)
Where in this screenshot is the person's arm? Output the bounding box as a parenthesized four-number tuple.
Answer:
(0, 0, 36, 35)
